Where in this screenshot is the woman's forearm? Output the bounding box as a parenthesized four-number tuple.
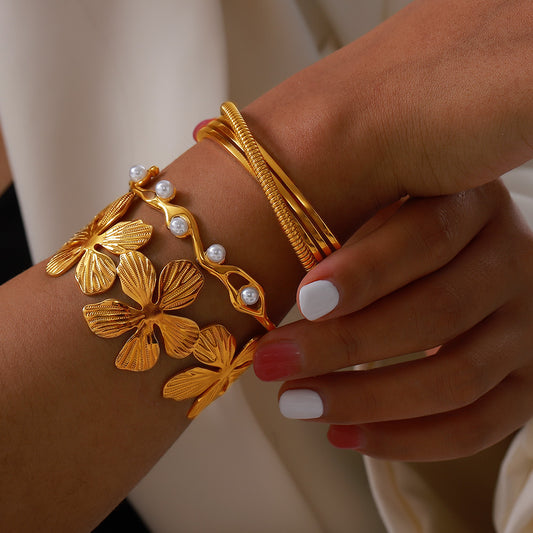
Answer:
(3, 0, 533, 528)
(0, 140, 306, 530)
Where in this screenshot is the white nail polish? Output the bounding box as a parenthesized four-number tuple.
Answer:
(299, 280, 339, 320)
(279, 389, 324, 419)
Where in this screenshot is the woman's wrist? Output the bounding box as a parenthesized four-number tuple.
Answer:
(129, 140, 304, 340)
(242, 42, 400, 241)
(245, 0, 533, 222)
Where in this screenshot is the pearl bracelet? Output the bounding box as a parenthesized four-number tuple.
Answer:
(46, 164, 273, 418)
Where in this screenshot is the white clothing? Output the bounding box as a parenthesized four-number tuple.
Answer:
(2, 1, 533, 532)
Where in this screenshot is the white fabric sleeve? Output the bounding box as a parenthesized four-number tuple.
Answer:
(0, 0, 227, 263)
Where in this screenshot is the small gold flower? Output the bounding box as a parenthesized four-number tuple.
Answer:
(163, 325, 257, 418)
(83, 251, 203, 371)
(46, 192, 152, 295)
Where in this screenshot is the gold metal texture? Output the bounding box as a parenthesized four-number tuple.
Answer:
(163, 324, 257, 418)
(197, 120, 330, 264)
(130, 168, 275, 331)
(219, 102, 318, 271)
(83, 251, 203, 371)
(197, 118, 341, 262)
(46, 192, 152, 295)
(47, 163, 271, 415)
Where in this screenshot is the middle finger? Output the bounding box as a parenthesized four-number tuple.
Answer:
(254, 211, 523, 380)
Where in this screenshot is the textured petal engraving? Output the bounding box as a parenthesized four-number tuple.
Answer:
(82, 251, 204, 373)
(117, 251, 156, 307)
(75, 249, 116, 295)
(70, 225, 93, 245)
(163, 327, 255, 418)
(93, 192, 136, 233)
(157, 314, 199, 359)
(100, 220, 153, 254)
(83, 300, 143, 338)
(158, 260, 203, 311)
(186, 381, 226, 419)
(228, 362, 252, 386)
(231, 337, 257, 369)
(46, 191, 147, 285)
(163, 367, 219, 401)
(193, 325, 235, 367)
(45, 242, 85, 276)
(115, 324, 159, 371)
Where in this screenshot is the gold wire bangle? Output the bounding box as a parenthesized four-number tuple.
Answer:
(218, 102, 319, 271)
(197, 121, 326, 265)
(197, 118, 341, 262)
(196, 102, 341, 271)
(130, 166, 275, 331)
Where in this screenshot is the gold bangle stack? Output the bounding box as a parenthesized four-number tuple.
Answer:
(45, 101, 340, 419)
(196, 101, 340, 271)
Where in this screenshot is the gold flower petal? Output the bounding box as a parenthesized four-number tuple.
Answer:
(117, 251, 156, 307)
(163, 367, 219, 401)
(163, 367, 226, 418)
(231, 337, 257, 369)
(158, 260, 204, 311)
(99, 220, 153, 255)
(93, 192, 136, 233)
(227, 362, 252, 386)
(46, 192, 136, 280)
(223, 338, 256, 388)
(193, 325, 235, 367)
(187, 380, 226, 419)
(115, 324, 159, 371)
(163, 329, 255, 418)
(75, 249, 117, 295)
(83, 299, 144, 338)
(157, 314, 199, 359)
(45, 242, 85, 277)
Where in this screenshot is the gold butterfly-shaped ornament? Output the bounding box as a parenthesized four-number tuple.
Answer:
(163, 324, 258, 418)
(46, 193, 152, 295)
(83, 251, 203, 371)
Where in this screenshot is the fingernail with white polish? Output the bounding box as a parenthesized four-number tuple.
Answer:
(299, 280, 339, 320)
(279, 389, 324, 419)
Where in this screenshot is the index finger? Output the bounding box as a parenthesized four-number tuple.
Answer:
(297, 183, 503, 322)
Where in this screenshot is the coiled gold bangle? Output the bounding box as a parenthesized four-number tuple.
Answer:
(196, 102, 340, 271)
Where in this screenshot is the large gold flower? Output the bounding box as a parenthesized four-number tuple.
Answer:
(83, 251, 203, 371)
(163, 325, 257, 418)
(46, 192, 152, 295)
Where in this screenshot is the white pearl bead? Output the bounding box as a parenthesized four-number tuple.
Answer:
(155, 179, 174, 199)
(129, 164, 147, 182)
(206, 244, 226, 264)
(169, 216, 189, 237)
(240, 286, 260, 306)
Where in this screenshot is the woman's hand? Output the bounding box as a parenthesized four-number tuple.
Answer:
(253, 181, 533, 461)
(246, 0, 533, 242)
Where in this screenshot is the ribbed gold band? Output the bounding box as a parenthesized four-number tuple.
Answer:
(197, 102, 341, 271)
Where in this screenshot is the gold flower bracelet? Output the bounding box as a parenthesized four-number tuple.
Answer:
(46, 102, 338, 419)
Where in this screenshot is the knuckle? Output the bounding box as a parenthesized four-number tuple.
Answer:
(330, 318, 360, 369)
(422, 283, 463, 336)
(453, 414, 494, 458)
(351, 245, 382, 299)
(416, 204, 456, 265)
(352, 382, 384, 422)
(440, 355, 488, 410)
(508, 231, 533, 290)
